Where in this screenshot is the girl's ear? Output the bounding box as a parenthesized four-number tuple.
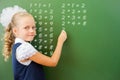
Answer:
(12, 27, 18, 36)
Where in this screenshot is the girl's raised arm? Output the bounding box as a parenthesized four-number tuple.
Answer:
(29, 30, 67, 67)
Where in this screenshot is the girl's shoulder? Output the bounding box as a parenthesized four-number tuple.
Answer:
(16, 42, 37, 65)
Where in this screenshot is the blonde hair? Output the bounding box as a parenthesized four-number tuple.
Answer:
(3, 12, 33, 61)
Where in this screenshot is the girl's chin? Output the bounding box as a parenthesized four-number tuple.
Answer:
(26, 38, 34, 42)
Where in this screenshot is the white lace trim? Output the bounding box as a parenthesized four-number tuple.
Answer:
(16, 41, 37, 65)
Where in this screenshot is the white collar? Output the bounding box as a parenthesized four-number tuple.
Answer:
(15, 38, 25, 44)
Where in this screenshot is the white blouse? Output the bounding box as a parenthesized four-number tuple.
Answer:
(15, 38, 38, 66)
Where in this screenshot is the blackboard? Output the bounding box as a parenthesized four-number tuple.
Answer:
(0, 0, 120, 80)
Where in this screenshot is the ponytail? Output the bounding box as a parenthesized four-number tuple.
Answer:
(0, 5, 27, 61)
(3, 23, 15, 61)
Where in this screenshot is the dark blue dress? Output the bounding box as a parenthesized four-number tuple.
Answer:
(12, 43, 46, 80)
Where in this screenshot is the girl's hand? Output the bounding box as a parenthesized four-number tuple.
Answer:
(58, 30, 67, 44)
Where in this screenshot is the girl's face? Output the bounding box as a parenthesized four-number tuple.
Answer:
(13, 16, 36, 41)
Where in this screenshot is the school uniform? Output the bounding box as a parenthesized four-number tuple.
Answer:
(12, 38, 46, 80)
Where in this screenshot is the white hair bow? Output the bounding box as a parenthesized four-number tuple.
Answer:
(0, 5, 27, 28)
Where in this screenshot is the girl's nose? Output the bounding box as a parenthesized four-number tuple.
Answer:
(29, 28, 35, 32)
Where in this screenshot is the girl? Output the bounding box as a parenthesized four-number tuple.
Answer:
(0, 5, 67, 80)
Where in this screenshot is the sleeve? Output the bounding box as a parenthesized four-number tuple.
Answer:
(16, 42, 38, 65)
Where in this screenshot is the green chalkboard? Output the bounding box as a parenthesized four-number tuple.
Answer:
(0, 0, 120, 80)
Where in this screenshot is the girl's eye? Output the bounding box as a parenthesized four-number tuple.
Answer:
(32, 26, 36, 30)
(24, 26, 36, 30)
(24, 26, 29, 29)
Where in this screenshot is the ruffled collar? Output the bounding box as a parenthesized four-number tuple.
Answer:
(15, 38, 25, 44)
